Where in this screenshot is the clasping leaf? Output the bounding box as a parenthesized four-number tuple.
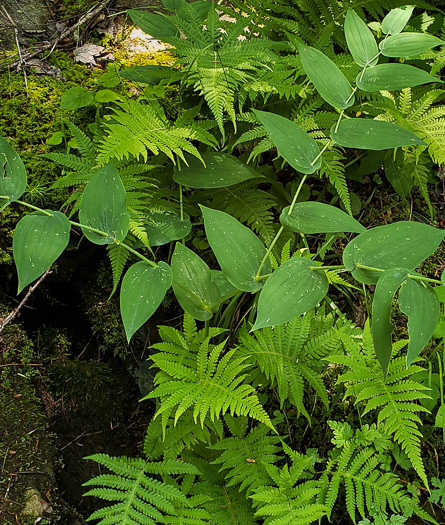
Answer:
(78, 162, 130, 245)
(0, 136, 27, 205)
(13, 211, 70, 293)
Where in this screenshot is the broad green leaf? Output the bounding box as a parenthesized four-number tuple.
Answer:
(60, 86, 94, 110)
(201, 206, 269, 292)
(253, 258, 329, 330)
(399, 278, 439, 366)
(381, 5, 414, 35)
(434, 404, 445, 428)
(173, 152, 262, 188)
(46, 131, 65, 146)
(384, 150, 413, 198)
(0, 136, 27, 203)
(210, 270, 237, 297)
(128, 10, 178, 39)
(253, 110, 321, 174)
(163, 0, 181, 10)
(120, 261, 172, 341)
(144, 211, 191, 247)
(381, 32, 444, 57)
(345, 9, 379, 67)
(435, 285, 445, 303)
(343, 221, 445, 284)
(356, 63, 440, 92)
(331, 119, 425, 150)
(13, 211, 70, 293)
(178, 1, 211, 22)
(119, 65, 173, 85)
(78, 162, 130, 245)
(280, 202, 365, 234)
(297, 44, 355, 110)
(372, 268, 409, 376)
(94, 89, 122, 103)
(171, 243, 220, 321)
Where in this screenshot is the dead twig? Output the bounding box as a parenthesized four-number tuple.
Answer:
(0, 0, 115, 70)
(0, 5, 28, 93)
(0, 268, 52, 335)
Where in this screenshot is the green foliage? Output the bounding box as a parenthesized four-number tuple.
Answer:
(329, 324, 431, 486)
(83, 453, 201, 525)
(318, 439, 413, 522)
(143, 317, 274, 433)
(236, 309, 356, 420)
(4, 2, 445, 524)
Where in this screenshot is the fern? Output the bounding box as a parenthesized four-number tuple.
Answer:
(251, 448, 326, 525)
(209, 415, 282, 495)
(83, 454, 200, 525)
(106, 243, 130, 298)
(143, 322, 274, 434)
(186, 456, 259, 525)
(329, 323, 431, 487)
(98, 98, 215, 164)
(317, 440, 416, 523)
(236, 309, 354, 420)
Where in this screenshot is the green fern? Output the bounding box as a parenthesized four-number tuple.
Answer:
(317, 440, 417, 523)
(236, 309, 355, 420)
(143, 322, 274, 434)
(209, 415, 282, 495)
(106, 242, 130, 298)
(83, 454, 200, 525)
(329, 323, 431, 487)
(251, 447, 326, 524)
(196, 180, 277, 246)
(98, 98, 215, 164)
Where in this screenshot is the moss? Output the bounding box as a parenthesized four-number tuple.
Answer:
(59, 0, 97, 18)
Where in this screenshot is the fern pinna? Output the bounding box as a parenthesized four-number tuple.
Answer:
(329, 323, 431, 487)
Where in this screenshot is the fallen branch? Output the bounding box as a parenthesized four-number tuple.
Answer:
(0, 268, 52, 335)
(0, 0, 115, 70)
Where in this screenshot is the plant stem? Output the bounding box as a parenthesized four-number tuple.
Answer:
(15, 199, 54, 217)
(68, 220, 110, 237)
(310, 265, 346, 271)
(116, 241, 158, 268)
(208, 290, 240, 311)
(14, 199, 158, 268)
(255, 174, 309, 281)
(355, 263, 442, 284)
(334, 110, 344, 134)
(288, 174, 308, 215)
(310, 141, 331, 166)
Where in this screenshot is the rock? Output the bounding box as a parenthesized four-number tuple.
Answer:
(20, 488, 44, 519)
(0, 0, 50, 51)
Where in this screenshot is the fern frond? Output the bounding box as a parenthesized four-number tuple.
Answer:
(210, 416, 282, 495)
(144, 324, 273, 434)
(251, 450, 326, 525)
(330, 324, 431, 487)
(83, 454, 199, 525)
(237, 310, 353, 420)
(317, 441, 413, 522)
(98, 99, 205, 164)
(63, 119, 96, 161)
(106, 243, 130, 298)
(318, 148, 350, 213)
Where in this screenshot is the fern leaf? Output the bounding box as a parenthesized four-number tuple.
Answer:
(331, 324, 431, 487)
(106, 243, 130, 298)
(83, 454, 198, 525)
